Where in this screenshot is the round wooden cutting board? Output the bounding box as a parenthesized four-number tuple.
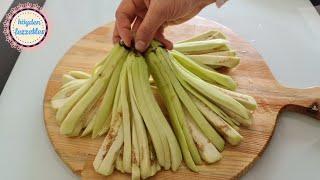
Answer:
(44, 17, 320, 180)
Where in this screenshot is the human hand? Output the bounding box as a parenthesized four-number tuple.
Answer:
(113, 0, 227, 52)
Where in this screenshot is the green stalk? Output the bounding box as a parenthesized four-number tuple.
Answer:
(56, 79, 95, 124)
(60, 77, 108, 136)
(115, 146, 124, 173)
(61, 79, 86, 90)
(75, 95, 104, 137)
(172, 59, 251, 120)
(157, 48, 225, 151)
(171, 50, 237, 90)
(97, 114, 112, 137)
(150, 161, 161, 177)
(97, 78, 121, 138)
(52, 79, 87, 110)
(56, 44, 127, 125)
(94, 59, 106, 71)
(93, 80, 123, 171)
(131, 114, 140, 180)
(137, 55, 182, 171)
(92, 53, 126, 137)
(151, 53, 201, 161)
(208, 31, 227, 39)
(62, 74, 75, 84)
(148, 137, 161, 177)
(187, 54, 240, 68)
(127, 59, 151, 178)
(136, 57, 172, 170)
(51, 98, 69, 111)
(93, 65, 102, 76)
(173, 39, 229, 54)
(184, 108, 222, 163)
(215, 86, 257, 110)
(69, 121, 83, 137)
(96, 124, 124, 176)
(81, 117, 95, 137)
(181, 82, 240, 130)
(220, 106, 253, 126)
(146, 49, 198, 172)
(92, 66, 122, 139)
(130, 56, 166, 168)
(83, 95, 103, 126)
(206, 50, 236, 56)
(191, 95, 243, 145)
(119, 61, 131, 173)
(176, 30, 223, 43)
(68, 70, 91, 79)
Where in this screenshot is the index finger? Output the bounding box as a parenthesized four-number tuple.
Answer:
(114, 0, 136, 47)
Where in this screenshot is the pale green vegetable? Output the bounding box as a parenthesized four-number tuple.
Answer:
(174, 39, 229, 54)
(172, 58, 251, 120)
(62, 74, 75, 84)
(216, 86, 257, 110)
(146, 45, 199, 172)
(176, 30, 225, 43)
(191, 96, 243, 145)
(184, 108, 222, 163)
(50, 29, 259, 179)
(60, 79, 86, 94)
(127, 59, 152, 178)
(207, 50, 236, 56)
(60, 78, 109, 135)
(172, 50, 237, 90)
(130, 55, 166, 168)
(92, 52, 126, 137)
(94, 86, 123, 174)
(119, 61, 132, 173)
(131, 115, 140, 180)
(56, 44, 128, 126)
(115, 146, 124, 173)
(181, 82, 240, 130)
(187, 54, 240, 68)
(95, 124, 124, 175)
(69, 70, 91, 79)
(156, 48, 225, 151)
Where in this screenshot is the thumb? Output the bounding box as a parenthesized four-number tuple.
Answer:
(134, 6, 166, 52)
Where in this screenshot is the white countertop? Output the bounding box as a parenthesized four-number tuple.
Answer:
(0, 0, 320, 179)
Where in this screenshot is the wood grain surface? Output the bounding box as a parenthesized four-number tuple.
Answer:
(43, 17, 320, 180)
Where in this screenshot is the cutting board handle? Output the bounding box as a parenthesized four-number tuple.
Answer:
(280, 87, 320, 120)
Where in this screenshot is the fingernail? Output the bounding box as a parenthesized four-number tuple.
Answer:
(124, 40, 131, 47)
(135, 41, 146, 52)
